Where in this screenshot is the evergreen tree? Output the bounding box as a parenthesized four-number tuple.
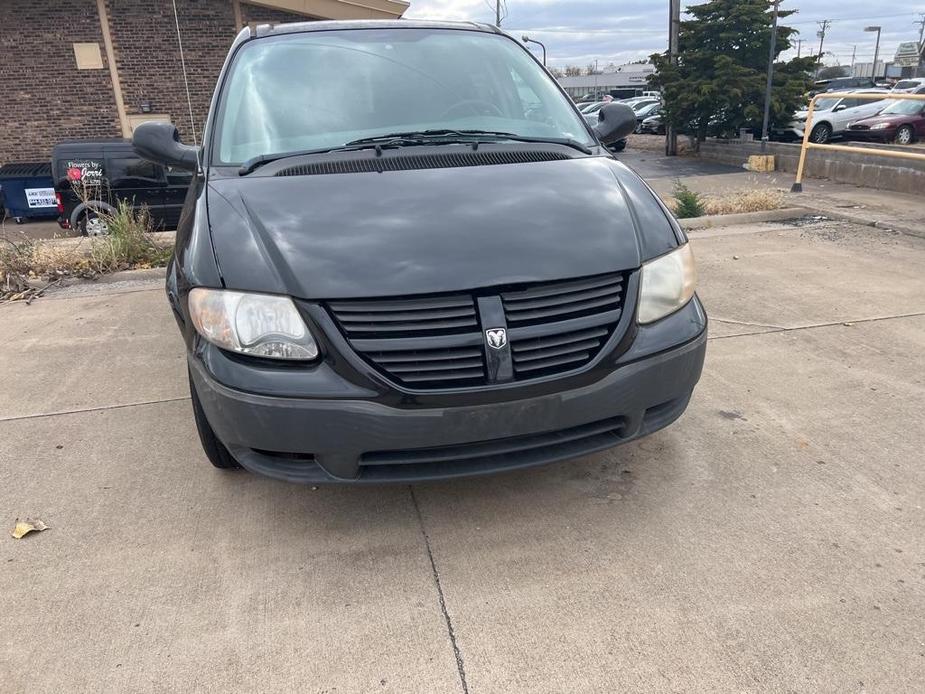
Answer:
(649, 0, 816, 146)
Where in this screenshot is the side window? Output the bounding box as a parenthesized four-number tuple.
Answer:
(165, 166, 193, 187)
(107, 157, 164, 187)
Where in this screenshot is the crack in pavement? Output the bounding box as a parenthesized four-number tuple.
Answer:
(708, 310, 925, 341)
(0, 396, 190, 423)
(409, 486, 469, 694)
(6, 309, 923, 422)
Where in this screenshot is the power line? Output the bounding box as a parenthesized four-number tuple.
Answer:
(788, 11, 917, 26)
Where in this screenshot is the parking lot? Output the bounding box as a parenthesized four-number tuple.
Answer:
(2, 212, 924, 692)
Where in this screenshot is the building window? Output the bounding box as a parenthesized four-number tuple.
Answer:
(73, 43, 104, 70)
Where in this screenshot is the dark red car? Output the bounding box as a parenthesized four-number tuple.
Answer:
(848, 97, 925, 145)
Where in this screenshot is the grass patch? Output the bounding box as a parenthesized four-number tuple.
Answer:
(663, 186, 785, 219)
(1, 201, 171, 302)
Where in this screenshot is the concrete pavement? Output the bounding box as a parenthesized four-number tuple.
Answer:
(2, 219, 925, 692)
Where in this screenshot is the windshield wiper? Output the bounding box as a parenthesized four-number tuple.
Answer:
(239, 129, 592, 175)
(344, 130, 593, 154)
(239, 137, 435, 175)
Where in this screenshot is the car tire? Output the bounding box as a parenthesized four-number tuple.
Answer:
(189, 369, 242, 470)
(810, 122, 832, 144)
(895, 125, 915, 145)
(78, 210, 109, 236)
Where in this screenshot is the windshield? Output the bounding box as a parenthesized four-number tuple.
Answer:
(215, 29, 593, 165)
(894, 81, 921, 90)
(881, 99, 924, 116)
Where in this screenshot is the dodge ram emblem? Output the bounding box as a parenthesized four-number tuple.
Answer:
(485, 328, 507, 350)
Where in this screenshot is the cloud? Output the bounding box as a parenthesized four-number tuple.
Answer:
(405, 0, 925, 68)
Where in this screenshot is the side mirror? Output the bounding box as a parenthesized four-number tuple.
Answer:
(593, 103, 637, 145)
(132, 121, 199, 171)
(833, 104, 847, 112)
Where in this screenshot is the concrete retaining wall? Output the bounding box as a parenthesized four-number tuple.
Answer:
(698, 140, 925, 195)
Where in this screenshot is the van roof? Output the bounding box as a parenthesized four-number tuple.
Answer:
(51, 139, 134, 157)
(251, 19, 497, 39)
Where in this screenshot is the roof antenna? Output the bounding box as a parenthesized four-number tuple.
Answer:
(171, 0, 201, 170)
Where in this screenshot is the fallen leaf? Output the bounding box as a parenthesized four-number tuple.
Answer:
(11, 518, 49, 539)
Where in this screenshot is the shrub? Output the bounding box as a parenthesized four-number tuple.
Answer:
(88, 201, 171, 273)
(673, 182, 706, 219)
(1, 201, 171, 302)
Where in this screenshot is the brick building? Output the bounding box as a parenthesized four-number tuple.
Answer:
(0, 0, 409, 164)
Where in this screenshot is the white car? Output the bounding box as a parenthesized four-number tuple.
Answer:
(579, 100, 609, 115)
(892, 78, 925, 93)
(782, 89, 890, 143)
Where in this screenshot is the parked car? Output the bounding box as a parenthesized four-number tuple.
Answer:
(891, 78, 925, 93)
(133, 20, 706, 484)
(632, 102, 662, 132)
(51, 139, 193, 234)
(848, 98, 925, 144)
(619, 97, 659, 110)
(638, 112, 665, 135)
(779, 89, 889, 143)
(810, 76, 874, 96)
(579, 100, 608, 115)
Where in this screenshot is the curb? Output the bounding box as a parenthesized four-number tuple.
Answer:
(25, 266, 167, 291)
(679, 207, 808, 230)
(17, 230, 176, 249)
(789, 206, 925, 240)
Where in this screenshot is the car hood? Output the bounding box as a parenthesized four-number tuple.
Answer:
(852, 114, 914, 127)
(206, 153, 664, 299)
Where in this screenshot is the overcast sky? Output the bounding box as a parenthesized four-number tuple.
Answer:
(405, 1, 925, 69)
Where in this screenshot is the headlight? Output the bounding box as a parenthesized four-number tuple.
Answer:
(871, 123, 890, 130)
(638, 243, 697, 324)
(188, 288, 318, 360)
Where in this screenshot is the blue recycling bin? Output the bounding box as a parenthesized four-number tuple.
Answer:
(0, 162, 58, 223)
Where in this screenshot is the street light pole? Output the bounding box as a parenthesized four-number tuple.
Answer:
(865, 26, 882, 82)
(666, 0, 681, 156)
(522, 36, 547, 65)
(760, 0, 780, 154)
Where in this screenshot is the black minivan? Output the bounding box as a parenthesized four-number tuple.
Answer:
(133, 21, 707, 484)
(52, 139, 193, 234)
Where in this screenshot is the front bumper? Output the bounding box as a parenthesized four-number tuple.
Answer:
(847, 129, 893, 141)
(189, 300, 707, 484)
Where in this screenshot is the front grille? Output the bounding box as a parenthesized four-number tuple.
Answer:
(326, 272, 628, 389)
(501, 273, 625, 326)
(327, 295, 487, 387)
(510, 325, 611, 378)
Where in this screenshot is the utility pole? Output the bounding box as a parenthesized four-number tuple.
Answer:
(865, 26, 882, 82)
(666, 0, 681, 157)
(795, 39, 804, 58)
(916, 14, 925, 71)
(815, 19, 830, 76)
(850, 45, 856, 70)
(495, 0, 501, 27)
(760, 0, 780, 154)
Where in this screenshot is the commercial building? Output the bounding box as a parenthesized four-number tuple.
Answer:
(0, 0, 409, 164)
(556, 63, 656, 100)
